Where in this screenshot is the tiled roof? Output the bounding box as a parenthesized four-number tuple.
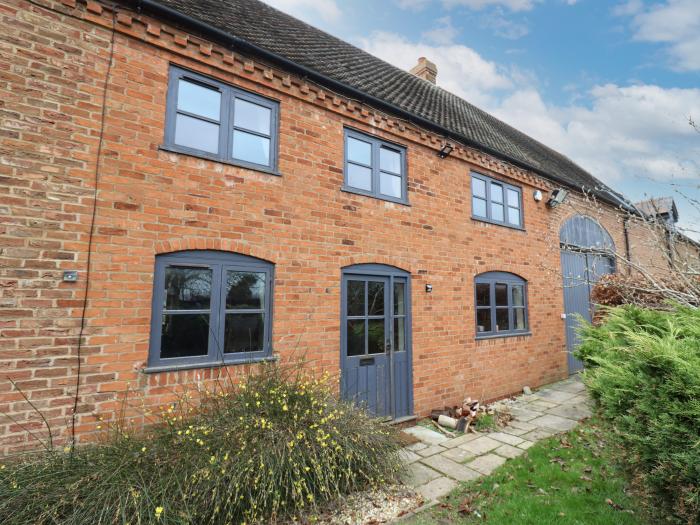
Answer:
(140, 0, 626, 204)
(635, 197, 678, 222)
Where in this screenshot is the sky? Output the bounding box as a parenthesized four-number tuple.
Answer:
(262, 0, 700, 239)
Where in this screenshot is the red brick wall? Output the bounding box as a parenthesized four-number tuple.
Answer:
(0, 0, 633, 454)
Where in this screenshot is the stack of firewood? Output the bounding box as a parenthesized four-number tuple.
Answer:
(429, 397, 503, 435)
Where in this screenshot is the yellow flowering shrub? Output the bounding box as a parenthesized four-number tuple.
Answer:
(0, 363, 404, 524)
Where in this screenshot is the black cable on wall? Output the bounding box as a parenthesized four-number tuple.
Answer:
(23, 0, 120, 450)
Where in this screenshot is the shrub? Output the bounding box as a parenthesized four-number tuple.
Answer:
(0, 364, 404, 524)
(591, 273, 698, 311)
(578, 305, 700, 523)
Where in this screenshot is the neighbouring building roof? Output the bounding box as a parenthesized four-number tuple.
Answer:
(634, 197, 679, 223)
(134, 0, 629, 207)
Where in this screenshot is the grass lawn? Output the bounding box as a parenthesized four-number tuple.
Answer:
(405, 418, 647, 525)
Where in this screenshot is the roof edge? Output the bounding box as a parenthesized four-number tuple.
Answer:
(128, 0, 632, 211)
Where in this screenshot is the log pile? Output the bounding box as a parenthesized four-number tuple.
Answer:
(429, 397, 512, 435)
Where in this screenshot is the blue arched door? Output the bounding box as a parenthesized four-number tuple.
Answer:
(560, 216, 616, 373)
(340, 264, 412, 419)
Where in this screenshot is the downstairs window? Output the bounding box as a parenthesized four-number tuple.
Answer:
(148, 250, 273, 370)
(475, 271, 528, 338)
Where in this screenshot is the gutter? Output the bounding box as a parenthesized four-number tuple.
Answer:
(131, 0, 626, 210)
(598, 188, 641, 216)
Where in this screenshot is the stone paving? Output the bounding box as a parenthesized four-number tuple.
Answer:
(401, 374, 591, 502)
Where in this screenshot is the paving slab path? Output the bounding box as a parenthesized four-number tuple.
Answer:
(402, 374, 591, 503)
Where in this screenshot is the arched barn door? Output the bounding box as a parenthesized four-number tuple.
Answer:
(560, 216, 616, 373)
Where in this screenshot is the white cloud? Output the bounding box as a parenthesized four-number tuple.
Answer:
(612, 0, 643, 16)
(483, 10, 530, 39)
(358, 31, 513, 108)
(422, 16, 459, 45)
(395, 0, 539, 12)
(495, 83, 700, 184)
(359, 31, 700, 233)
(360, 31, 700, 183)
(395, 0, 432, 10)
(489, 81, 700, 237)
(262, 0, 341, 24)
(395, 0, 533, 39)
(443, 0, 540, 11)
(618, 0, 700, 71)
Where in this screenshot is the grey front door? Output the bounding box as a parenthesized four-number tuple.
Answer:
(340, 267, 411, 419)
(561, 250, 614, 373)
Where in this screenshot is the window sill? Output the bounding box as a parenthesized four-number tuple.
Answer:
(142, 355, 278, 374)
(341, 186, 411, 206)
(471, 216, 525, 232)
(476, 331, 532, 341)
(158, 145, 281, 177)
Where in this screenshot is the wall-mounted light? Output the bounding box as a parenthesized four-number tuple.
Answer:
(437, 142, 453, 159)
(547, 188, 569, 208)
(425, 284, 433, 293)
(533, 190, 543, 202)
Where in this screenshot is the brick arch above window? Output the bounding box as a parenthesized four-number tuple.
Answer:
(473, 267, 532, 282)
(154, 238, 277, 264)
(339, 255, 415, 275)
(476, 271, 526, 281)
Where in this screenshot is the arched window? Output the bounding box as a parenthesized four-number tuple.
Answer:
(147, 250, 273, 370)
(560, 215, 615, 252)
(475, 272, 529, 338)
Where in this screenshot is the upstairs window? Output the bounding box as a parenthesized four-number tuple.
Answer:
(343, 128, 408, 204)
(148, 251, 274, 370)
(471, 172, 523, 228)
(164, 66, 279, 173)
(475, 272, 528, 338)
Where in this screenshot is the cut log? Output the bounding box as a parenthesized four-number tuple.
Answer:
(437, 414, 458, 429)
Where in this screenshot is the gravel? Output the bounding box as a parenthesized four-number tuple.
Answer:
(290, 485, 424, 524)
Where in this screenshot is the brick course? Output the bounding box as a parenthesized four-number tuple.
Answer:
(0, 0, 676, 455)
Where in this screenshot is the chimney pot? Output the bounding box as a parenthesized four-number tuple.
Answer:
(410, 57, 437, 84)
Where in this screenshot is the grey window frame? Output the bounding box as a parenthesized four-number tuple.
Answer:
(474, 271, 529, 339)
(146, 250, 274, 372)
(163, 65, 280, 174)
(471, 172, 524, 229)
(342, 128, 409, 205)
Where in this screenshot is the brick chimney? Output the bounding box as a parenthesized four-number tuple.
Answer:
(410, 57, 437, 84)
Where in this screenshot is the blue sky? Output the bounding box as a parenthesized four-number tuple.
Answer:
(265, 0, 700, 238)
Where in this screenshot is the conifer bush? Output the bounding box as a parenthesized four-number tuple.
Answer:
(578, 305, 700, 523)
(0, 364, 404, 524)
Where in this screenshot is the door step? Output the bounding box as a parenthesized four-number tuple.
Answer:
(387, 414, 418, 428)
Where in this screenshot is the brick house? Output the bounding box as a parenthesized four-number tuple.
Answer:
(0, 0, 693, 454)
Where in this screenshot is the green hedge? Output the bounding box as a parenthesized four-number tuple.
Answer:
(577, 305, 700, 523)
(0, 364, 404, 524)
